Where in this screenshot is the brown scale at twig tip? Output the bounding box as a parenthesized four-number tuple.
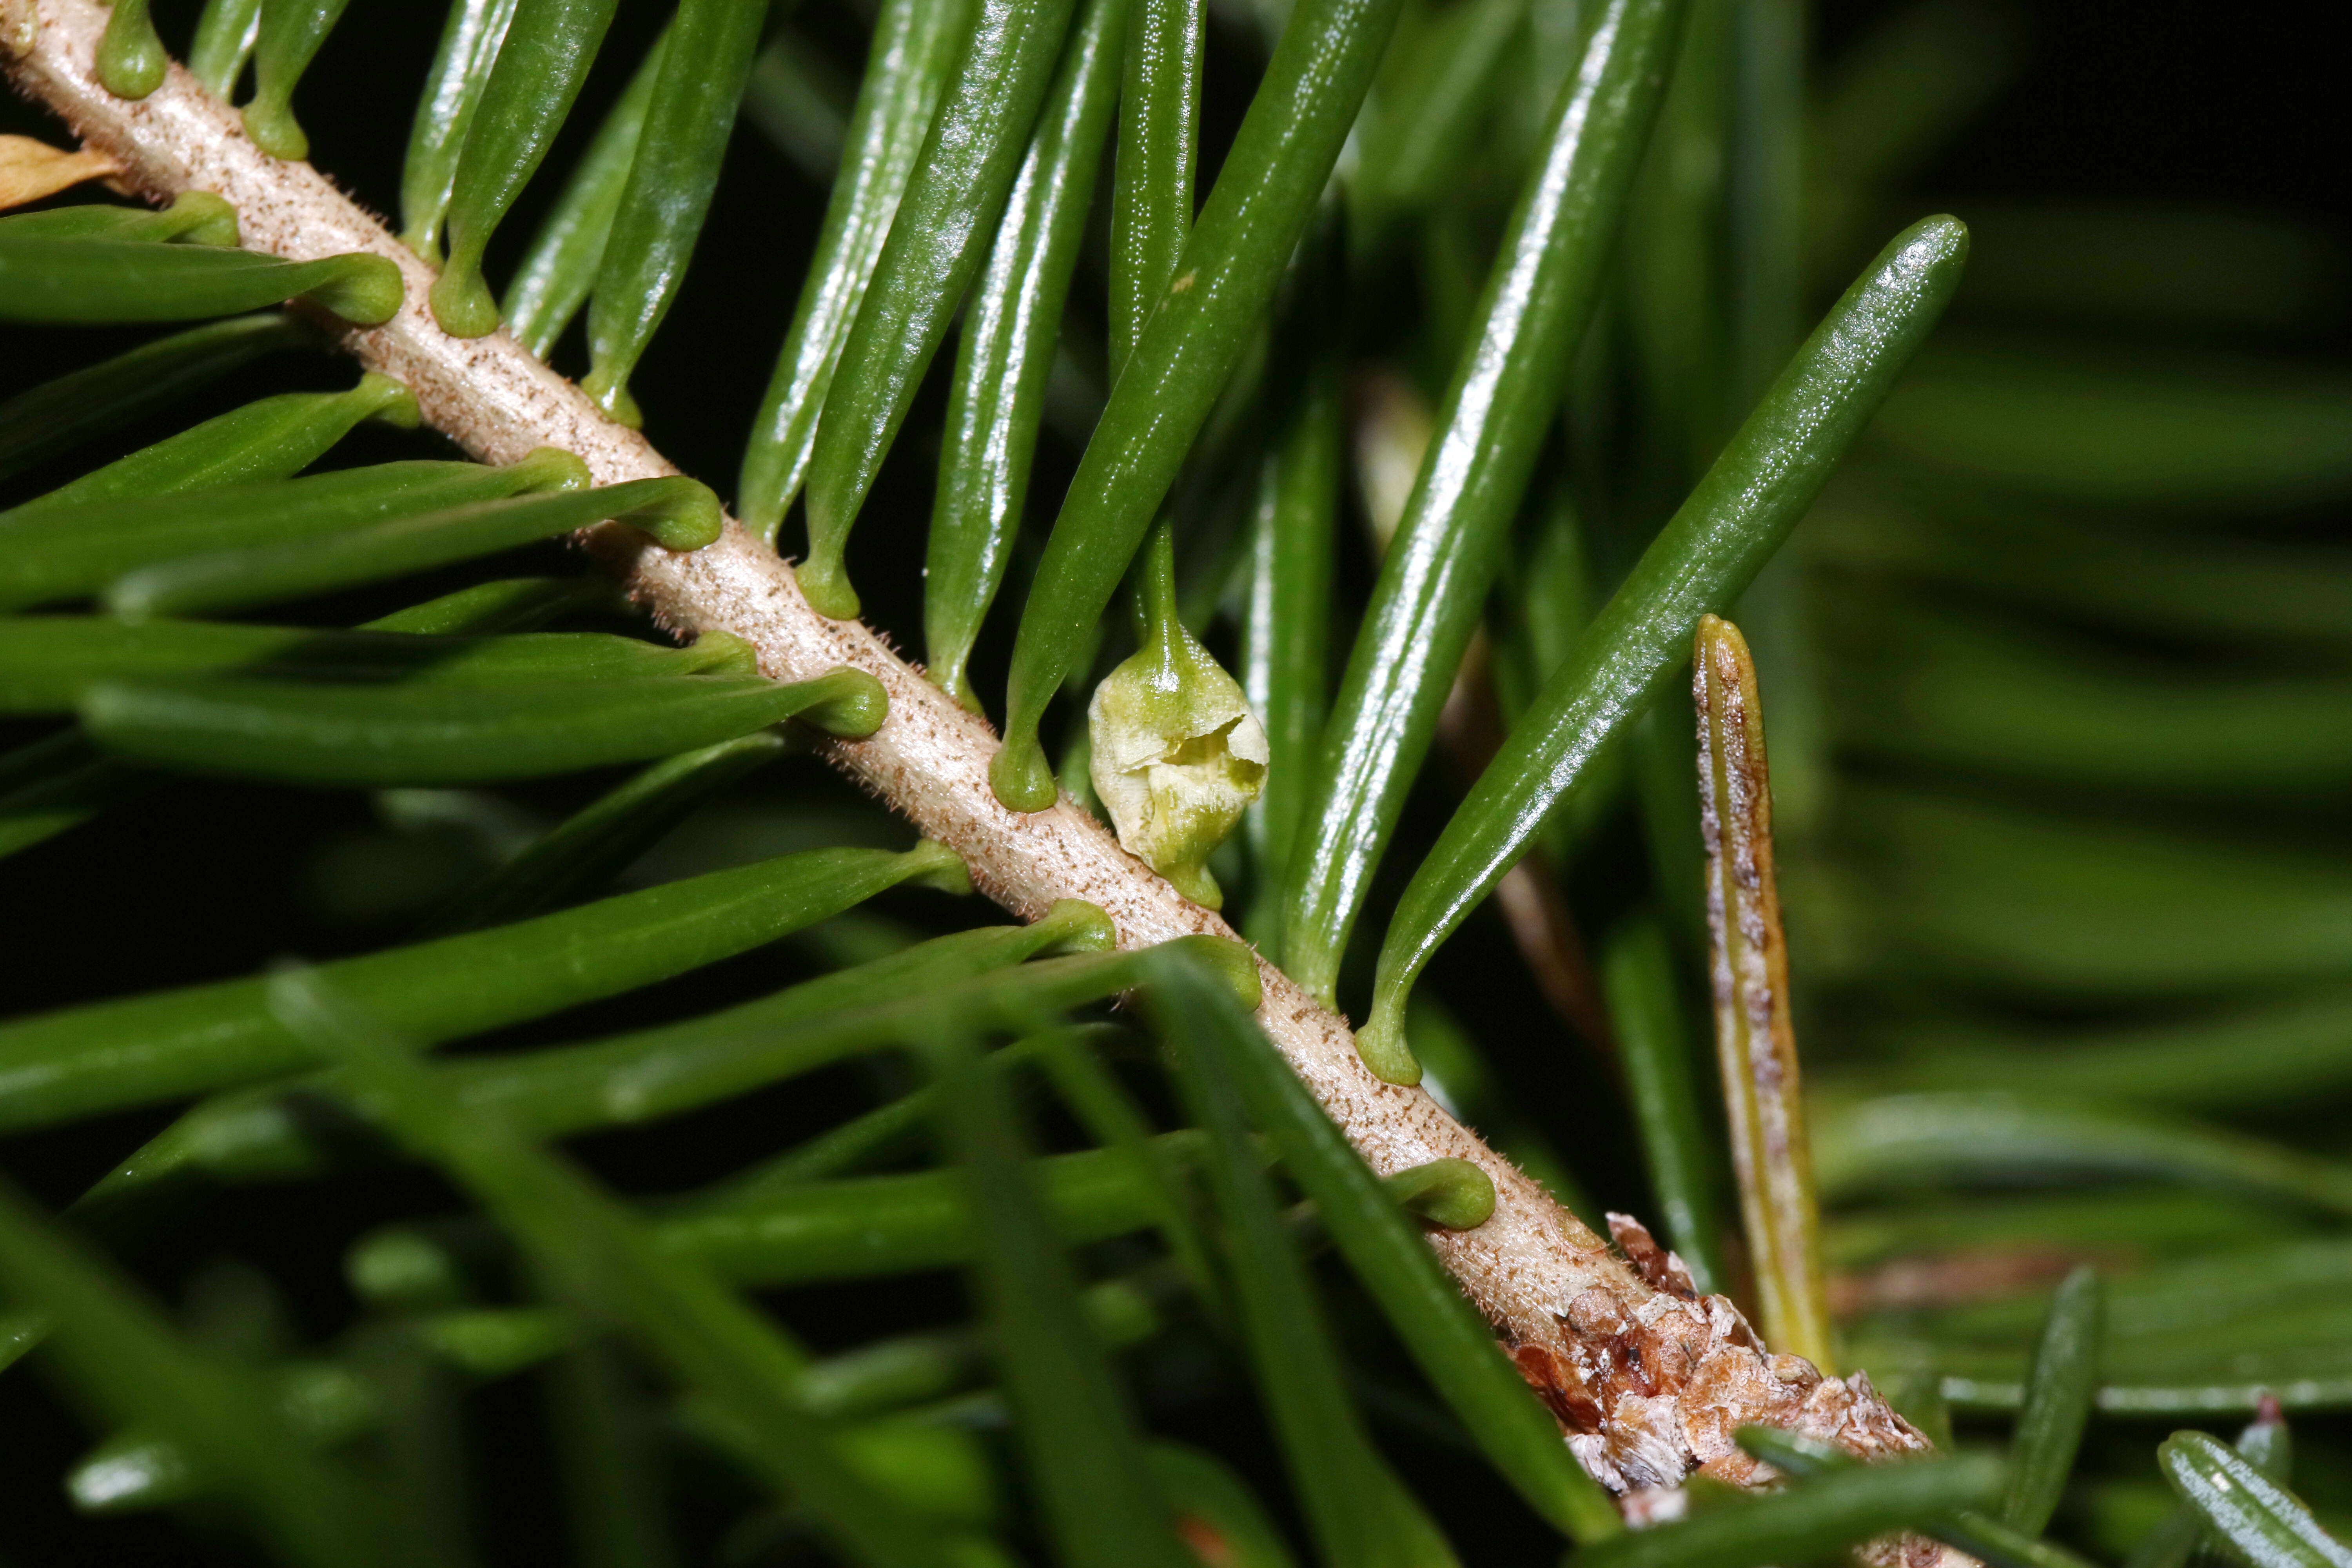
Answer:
(1502, 1216, 1931, 1493)
(1610, 1211, 1702, 1300)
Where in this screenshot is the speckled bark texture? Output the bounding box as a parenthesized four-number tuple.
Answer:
(5, 0, 1949, 1516)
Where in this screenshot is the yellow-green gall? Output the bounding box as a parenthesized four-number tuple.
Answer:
(1087, 525, 1268, 909)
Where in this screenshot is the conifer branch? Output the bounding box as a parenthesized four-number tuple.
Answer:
(4, 0, 1942, 1503)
